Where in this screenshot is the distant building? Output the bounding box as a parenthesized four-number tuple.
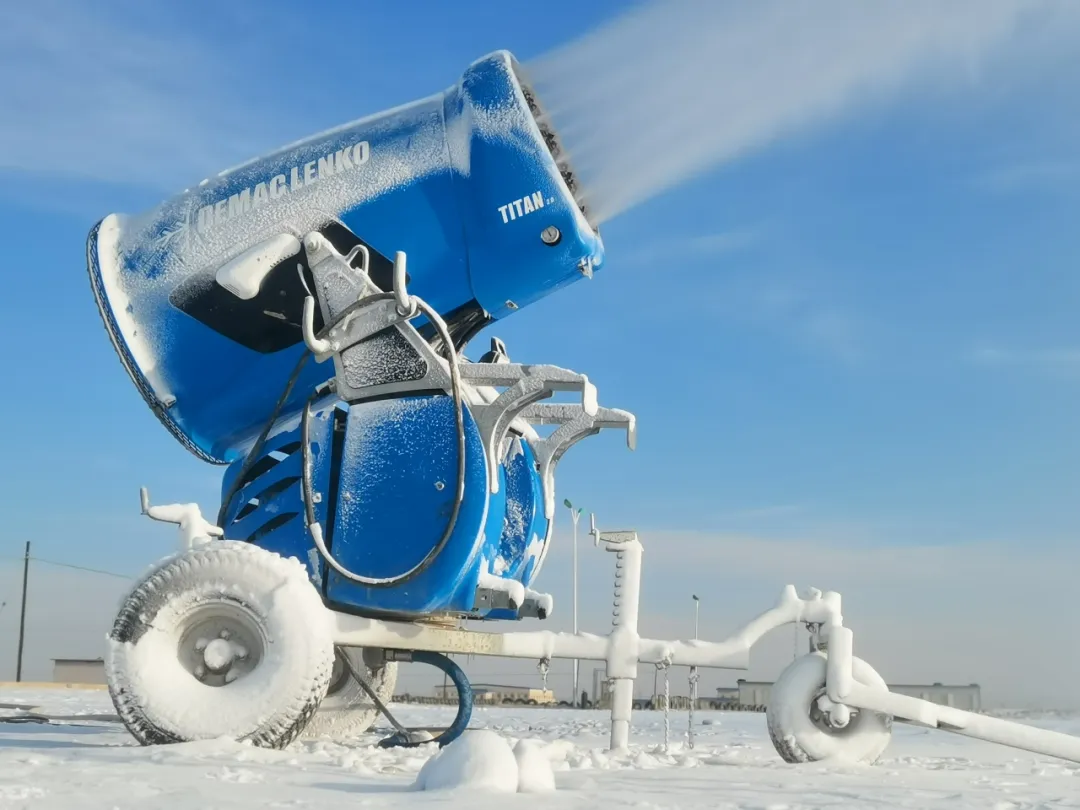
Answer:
(735, 679, 981, 711)
(714, 687, 739, 702)
(434, 682, 555, 705)
(52, 658, 106, 685)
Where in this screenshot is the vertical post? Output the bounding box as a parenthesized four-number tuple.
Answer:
(565, 499, 582, 707)
(693, 595, 699, 640)
(600, 526, 643, 752)
(16, 541, 30, 682)
(689, 594, 700, 746)
(572, 511, 579, 707)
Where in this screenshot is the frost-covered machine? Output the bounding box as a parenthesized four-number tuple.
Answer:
(89, 50, 1080, 765)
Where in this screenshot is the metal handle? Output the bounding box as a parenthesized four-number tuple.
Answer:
(302, 296, 333, 356)
(393, 251, 418, 318)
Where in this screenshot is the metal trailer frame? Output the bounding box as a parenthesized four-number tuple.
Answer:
(142, 499, 1080, 763)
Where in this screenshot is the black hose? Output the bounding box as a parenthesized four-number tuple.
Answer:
(217, 350, 310, 529)
(300, 296, 467, 587)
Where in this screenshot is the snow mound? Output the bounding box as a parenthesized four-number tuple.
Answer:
(513, 739, 555, 793)
(413, 730, 557, 793)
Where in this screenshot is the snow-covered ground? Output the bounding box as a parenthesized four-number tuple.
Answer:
(2, 688, 1079, 809)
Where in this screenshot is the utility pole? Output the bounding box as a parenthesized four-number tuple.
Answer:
(689, 594, 700, 742)
(564, 499, 583, 707)
(16, 541, 29, 682)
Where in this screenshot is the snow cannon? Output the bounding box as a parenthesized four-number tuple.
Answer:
(90, 53, 1080, 771)
(86, 50, 601, 464)
(93, 49, 635, 749)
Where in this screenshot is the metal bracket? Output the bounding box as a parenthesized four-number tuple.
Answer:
(519, 589, 553, 620)
(519, 403, 636, 519)
(589, 513, 640, 550)
(460, 364, 599, 494)
(300, 234, 606, 489)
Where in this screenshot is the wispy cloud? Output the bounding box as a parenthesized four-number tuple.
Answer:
(713, 502, 808, 522)
(722, 278, 867, 365)
(0, 0, 280, 191)
(620, 227, 865, 364)
(966, 345, 1080, 379)
(625, 226, 763, 268)
(683, 229, 763, 257)
(973, 159, 1080, 193)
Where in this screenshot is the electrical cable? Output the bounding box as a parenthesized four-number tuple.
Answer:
(216, 350, 311, 529)
(301, 295, 467, 587)
(0, 553, 134, 580)
(29, 557, 133, 580)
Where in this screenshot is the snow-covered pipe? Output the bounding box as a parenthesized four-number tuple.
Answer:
(825, 625, 854, 702)
(604, 534, 643, 752)
(331, 584, 842, 671)
(847, 683, 1080, 765)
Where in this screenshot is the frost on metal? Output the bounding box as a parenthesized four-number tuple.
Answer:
(477, 569, 526, 609)
(95, 215, 174, 405)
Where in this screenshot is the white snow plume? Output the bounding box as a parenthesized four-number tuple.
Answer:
(524, 0, 1079, 223)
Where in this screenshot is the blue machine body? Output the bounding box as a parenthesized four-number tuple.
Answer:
(86, 50, 601, 464)
(217, 394, 551, 619)
(87, 50, 590, 620)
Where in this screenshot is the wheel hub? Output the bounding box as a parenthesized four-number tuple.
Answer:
(200, 635, 247, 672)
(810, 688, 858, 732)
(177, 603, 264, 687)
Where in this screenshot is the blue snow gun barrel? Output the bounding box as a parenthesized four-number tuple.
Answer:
(86, 51, 602, 463)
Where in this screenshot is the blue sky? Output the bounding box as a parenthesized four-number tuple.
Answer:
(1, 0, 1079, 706)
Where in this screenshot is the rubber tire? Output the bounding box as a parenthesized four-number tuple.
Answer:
(767, 651, 892, 764)
(300, 648, 398, 740)
(105, 541, 334, 749)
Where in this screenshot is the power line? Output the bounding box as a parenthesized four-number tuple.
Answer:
(28, 557, 134, 580)
(0, 552, 133, 581)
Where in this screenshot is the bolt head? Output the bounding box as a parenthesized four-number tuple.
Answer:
(540, 226, 561, 246)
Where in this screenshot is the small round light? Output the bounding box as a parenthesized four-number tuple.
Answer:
(540, 226, 561, 246)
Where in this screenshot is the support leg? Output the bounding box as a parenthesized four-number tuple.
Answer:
(596, 521, 644, 752)
(609, 678, 634, 751)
